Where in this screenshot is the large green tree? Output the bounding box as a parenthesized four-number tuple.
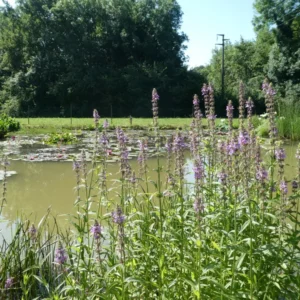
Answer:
(0, 0, 204, 117)
(254, 0, 300, 103)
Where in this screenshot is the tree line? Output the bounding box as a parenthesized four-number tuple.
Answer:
(0, 0, 299, 117)
(196, 0, 300, 115)
(0, 0, 205, 117)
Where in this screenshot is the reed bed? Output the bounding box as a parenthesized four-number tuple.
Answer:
(1, 80, 300, 299)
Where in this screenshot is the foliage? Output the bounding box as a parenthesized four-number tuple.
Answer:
(277, 102, 300, 140)
(0, 114, 20, 138)
(0, 0, 205, 117)
(254, 0, 300, 103)
(195, 33, 274, 116)
(44, 132, 78, 144)
(1, 86, 300, 298)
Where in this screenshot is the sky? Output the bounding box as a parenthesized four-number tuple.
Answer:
(2, 0, 257, 68)
(178, 0, 257, 67)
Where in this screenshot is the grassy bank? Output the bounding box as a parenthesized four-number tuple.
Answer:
(14, 117, 240, 135)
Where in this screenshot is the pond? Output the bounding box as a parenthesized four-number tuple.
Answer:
(0, 132, 298, 238)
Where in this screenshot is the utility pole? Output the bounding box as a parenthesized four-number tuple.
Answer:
(216, 34, 229, 103)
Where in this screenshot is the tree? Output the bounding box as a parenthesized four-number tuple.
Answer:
(0, 0, 204, 117)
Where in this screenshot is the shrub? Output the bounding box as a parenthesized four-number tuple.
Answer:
(0, 114, 21, 138)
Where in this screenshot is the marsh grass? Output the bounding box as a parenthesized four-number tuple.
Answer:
(1, 85, 300, 299)
(277, 102, 300, 140)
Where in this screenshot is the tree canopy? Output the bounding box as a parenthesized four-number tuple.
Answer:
(0, 0, 204, 117)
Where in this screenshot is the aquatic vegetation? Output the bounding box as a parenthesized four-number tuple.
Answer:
(1, 81, 300, 299)
(43, 132, 78, 144)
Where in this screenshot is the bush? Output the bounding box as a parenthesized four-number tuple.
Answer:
(0, 114, 21, 138)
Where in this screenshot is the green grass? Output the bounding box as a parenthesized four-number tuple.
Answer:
(277, 103, 300, 140)
(14, 117, 240, 135)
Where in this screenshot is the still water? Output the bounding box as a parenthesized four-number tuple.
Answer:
(0, 141, 299, 235)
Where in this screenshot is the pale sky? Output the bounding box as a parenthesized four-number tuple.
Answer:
(2, 0, 257, 67)
(178, 0, 256, 67)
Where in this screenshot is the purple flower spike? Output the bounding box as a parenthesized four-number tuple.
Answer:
(280, 180, 288, 195)
(201, 84, 209, 96)
(193, 158, 204, 180)
(256, 167, 268, 183)
(72, 161, 81, 171)
(193, 197, 204, 214)
(5, 277, 13, 289)
(226, 139, 240, 156)
(103, 119, 109, 129)
(93, 109, 100, 126)
(275, 148, 286, 161)
(152, 88, 159, 119)
(226, 101, 234, 118)
(207, 114, 217, 120)
(90, 220, 102, 239)
(173, 134, 186, 151)
(54, 245, 68, 265)
(112, 206, 125, 225)
(238, 131, 250, 146)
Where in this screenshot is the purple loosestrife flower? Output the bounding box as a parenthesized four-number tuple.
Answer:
(280, 180, 288, 195)
(112, 206, 125, 225)
(238, 82, 245, 125)
(201, 84, 209, 96)
(193, 158, 204, 180)
(90, 220, 102, 240)
(173, 134, 186, 151)
(72, 160, 81, 171)
(100, 133, 109, 147)
(256, 167, 268, 183)
(202, 83, 210, 118)
(226, 101, 234, 118)
(208, 114, 217, 120)
(246, 99, 254, 110)
(54, 245, 68, 265)
(193, 94, 202, 119)
(103, 119, 109, 129)
(275, 148, 286, 161)
(5, 277, 13, 289)
(226, 138, 240, 156)
(262, 80, 277, 140)
(238, 131, 250, 146)
(152, 88, 159, 121)
(116, 127, 128, 145)
(93, 109, 100, 127)
(193, 197, 204, 214)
